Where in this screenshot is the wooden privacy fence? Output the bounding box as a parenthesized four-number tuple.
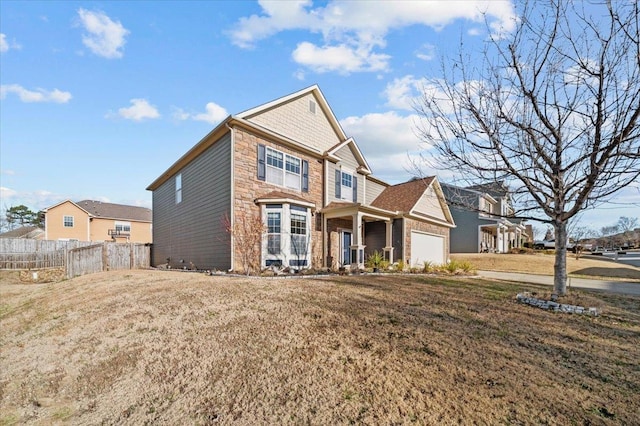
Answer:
(65, 243, 151, 279)
(0, 238, 150, 279)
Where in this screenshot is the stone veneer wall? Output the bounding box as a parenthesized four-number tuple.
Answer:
(403, 218, 450, 265)
(326, 218, 354, 269)
(232, 127, 324, 271)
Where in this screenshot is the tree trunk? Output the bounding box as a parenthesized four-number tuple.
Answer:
(553, 221, 568, 296)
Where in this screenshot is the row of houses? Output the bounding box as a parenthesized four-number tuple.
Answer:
(12, 85, 527, 271)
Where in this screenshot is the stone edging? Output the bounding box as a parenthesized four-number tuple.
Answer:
(516, 293, 600, 316)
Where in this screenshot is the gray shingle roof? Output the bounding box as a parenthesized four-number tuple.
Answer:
(76, 200, 152, 222)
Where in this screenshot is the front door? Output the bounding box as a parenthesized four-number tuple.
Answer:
(341, 231, 352, 266)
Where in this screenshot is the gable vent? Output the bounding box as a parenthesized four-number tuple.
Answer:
(309, 100, 316, 114)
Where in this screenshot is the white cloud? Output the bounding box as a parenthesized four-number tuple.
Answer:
(77, 9, 129, 59)
(193, 102, 228, 124)
(415, 44, 436, 61)
(0, 84, 72, 103)
(0, 34, 8, 53)
(116, 98, 160, 121)
(0, 33, 21, 53)
(292, 42, 390, 74)
(229, 0, 516, 74)
(173, 102, 229, 125)
(340, 111, 431, 181)
(0, 186, 17, 199)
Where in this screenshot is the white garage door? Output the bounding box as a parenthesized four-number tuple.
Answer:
(411, 232, 445, 266)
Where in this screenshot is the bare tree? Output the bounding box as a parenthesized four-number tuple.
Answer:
(223, 211, 265, 276)
(617, 216, 639, 247)
(416, 0, 640, 296)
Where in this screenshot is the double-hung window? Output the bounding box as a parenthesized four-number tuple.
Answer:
(341, 172, 352, 200)
(266, 205, 282, 255)
(290, 206, 307, 258)
(115, 222, 131, 233)
(63, 216, 74, 227)
(285, 155, 301, 190)
(335, 169, 357, 202)
(266, 148, 284, 186)
(258, 145, 309, 192)
(176, 173, 182, 204)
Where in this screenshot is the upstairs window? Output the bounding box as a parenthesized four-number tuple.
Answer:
(258, 145, 309, 192)
(176, 173, 182, 204)
(334, 169, 358, 202)
(115, 222, 131, 232)
(63, 215, 74, 227)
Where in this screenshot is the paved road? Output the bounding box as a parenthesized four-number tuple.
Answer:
(586, 251, 640, 268)
(477, 270, 640, 296)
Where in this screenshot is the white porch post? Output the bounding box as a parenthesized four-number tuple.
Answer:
(383, 220, 394, 263)
(350, 212, 365, 268)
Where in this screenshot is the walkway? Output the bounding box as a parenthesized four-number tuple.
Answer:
(476, 270, 640, 296)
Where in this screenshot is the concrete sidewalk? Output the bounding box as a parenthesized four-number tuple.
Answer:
(477, 270, 640, 296)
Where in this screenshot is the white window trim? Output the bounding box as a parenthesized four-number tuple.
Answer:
(340, 168, 354, 202)
(176, 173, 182, 204)
(63, 215, 74, 227)
(261, 203, 312, 268)
(115, 221, 131, 232)
(266, 147, 303, 191)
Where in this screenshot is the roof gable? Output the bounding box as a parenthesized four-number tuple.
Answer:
(237, 85, 346, 152)
(372, 177, 455, 226)
(326, 138, 372, 174)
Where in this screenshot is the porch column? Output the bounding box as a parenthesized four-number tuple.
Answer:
(383, 220, 394, 263)
(350, 212, 365, 268)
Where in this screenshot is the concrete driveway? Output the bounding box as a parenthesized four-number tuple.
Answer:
(477, 270, 640, 296)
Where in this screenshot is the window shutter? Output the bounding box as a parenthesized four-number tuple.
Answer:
(352, 175, 358, 202)
(302, 160, 309, 192)
(257, 144, 266, 181)
(335, 170, 341, 199)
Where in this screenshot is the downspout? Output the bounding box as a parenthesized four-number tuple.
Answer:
(323, 159, 328, 267)
(226, 123, 235, 271)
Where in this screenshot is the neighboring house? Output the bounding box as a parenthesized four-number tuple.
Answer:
(147, 85, 455, 272)
(43, 200, 152, 243)
(441, 182, 527, 253)
(0, 225, 45, 239)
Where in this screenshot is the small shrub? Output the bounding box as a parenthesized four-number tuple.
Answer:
(379, 260, 390, 271)
(422, 261, 434, 273)
(395, 260, 405, 272)
(439, 260, 476, 275)
(365, 250, 384, 269)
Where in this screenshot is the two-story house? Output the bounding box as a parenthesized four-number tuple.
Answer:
(146, 86, 455, 271)
(43, 200, 152, 243)
(441, 182, 527, 253)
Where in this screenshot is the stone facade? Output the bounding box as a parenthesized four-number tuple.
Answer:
(232, 127, 324, 271)
(403, 217, 450, 265)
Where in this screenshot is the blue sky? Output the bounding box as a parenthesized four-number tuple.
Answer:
(1, 0, 637, 231)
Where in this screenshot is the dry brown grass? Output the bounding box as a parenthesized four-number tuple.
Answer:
(451, 252, 640, 281)
(1, 270, 639, 425)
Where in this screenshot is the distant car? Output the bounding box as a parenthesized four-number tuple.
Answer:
(533, 240, 576, 251)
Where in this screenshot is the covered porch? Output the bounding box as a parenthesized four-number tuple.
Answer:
(321, 202, 397, 270)
(479, 220, 528, 253)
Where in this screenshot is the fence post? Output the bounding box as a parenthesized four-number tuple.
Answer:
(102, 242, 108, 272)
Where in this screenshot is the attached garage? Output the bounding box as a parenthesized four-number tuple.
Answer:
(410, 231, 445, 266)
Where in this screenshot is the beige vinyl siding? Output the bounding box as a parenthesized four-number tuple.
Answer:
(245, 92, 341, 152)
(327, 145, 365, 203)
(45, 202, 89, 241)
(413, 186, 447, 221)
(151, 133, 232, 270)
(365, 178, 386, 205)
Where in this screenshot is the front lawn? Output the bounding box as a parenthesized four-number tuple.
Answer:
(1, 270, 638, 424)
